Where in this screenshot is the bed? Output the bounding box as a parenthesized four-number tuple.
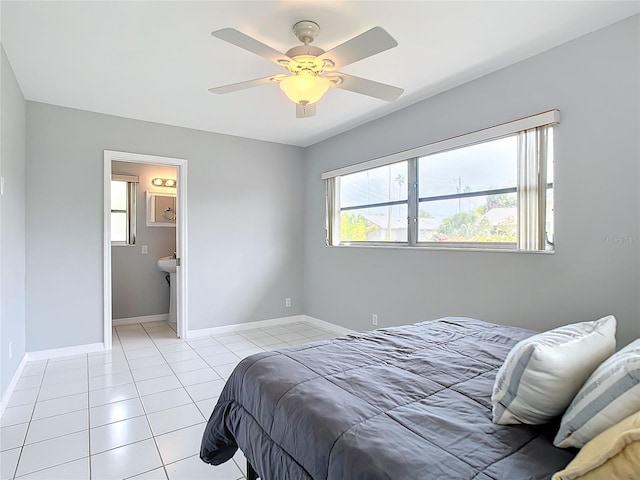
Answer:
(200, 317, 576, 479)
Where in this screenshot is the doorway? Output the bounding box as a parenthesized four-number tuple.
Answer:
(103, 150, 188, 350)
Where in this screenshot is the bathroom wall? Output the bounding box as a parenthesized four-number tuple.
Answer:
(26, 103, 305, 351)
(111, 161, 176, 320)
(1, 46, 27, 398)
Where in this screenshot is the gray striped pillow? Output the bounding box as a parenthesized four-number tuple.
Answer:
(492, 316, 616, 425)
(554, 338, 640, 449)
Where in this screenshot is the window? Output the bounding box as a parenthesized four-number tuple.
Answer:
(324, 111, 557, 251)
(111, 175, 138, 245)
(339, 162, 409, 243)
(418, 136, 518, 246)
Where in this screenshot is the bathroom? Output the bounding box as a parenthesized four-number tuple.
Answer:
(111, 161, 178, 331)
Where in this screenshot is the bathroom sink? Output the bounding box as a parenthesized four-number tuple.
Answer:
(157, 256, 177, 273)
(158, 255, 178, 324)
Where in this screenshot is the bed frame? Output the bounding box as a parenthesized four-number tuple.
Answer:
(247, 461, 258, 480)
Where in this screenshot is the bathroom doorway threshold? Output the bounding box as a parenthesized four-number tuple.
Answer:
(103, 150, 188, 350)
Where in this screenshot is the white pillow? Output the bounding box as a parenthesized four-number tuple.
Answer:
(492, 315, 616, 425)
(555, 338, 640, 448)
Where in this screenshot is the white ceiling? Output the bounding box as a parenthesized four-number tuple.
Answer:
(2, 1, 638, 147)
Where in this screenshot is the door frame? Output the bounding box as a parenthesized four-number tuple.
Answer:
(103, 150, 188, 349)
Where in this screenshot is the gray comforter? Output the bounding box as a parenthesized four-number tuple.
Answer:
(200, 317, 576, 479)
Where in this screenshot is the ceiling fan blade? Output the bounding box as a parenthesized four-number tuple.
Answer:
(328, 73, 403, 102)
(211, 28, 291, 65)
(208, 75, 285, 94)
(296, 103, 316, 119)
(318, 27, 398, 70)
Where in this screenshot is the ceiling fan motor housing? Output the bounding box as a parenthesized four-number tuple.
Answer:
(285, 45, 324, 58)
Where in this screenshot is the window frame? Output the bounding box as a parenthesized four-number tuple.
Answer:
(337, 160, 411, 245)
(324, 111, 559, 252)
(111, 175, 138, 246)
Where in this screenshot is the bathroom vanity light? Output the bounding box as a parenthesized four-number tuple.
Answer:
(151, 178, 176, 188)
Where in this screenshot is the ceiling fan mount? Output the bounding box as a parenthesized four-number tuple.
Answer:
(282, 21, 333, 71)
(208, 20, 404, 118)
(291, 20, 321, 45)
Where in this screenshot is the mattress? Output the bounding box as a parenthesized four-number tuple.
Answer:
(200, 317, 576, 479)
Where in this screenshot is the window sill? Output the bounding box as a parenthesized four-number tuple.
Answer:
(328, 244, 555, 255)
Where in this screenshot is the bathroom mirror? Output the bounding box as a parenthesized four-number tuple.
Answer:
(146, 191, 177, 227)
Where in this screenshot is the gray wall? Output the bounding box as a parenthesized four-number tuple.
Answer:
(26, 103, 305, 351)
(12, 14, 640, 358)
(303, 16, 640, 346)
(111, 161, 176, 320)
(1, 46, 26, 396)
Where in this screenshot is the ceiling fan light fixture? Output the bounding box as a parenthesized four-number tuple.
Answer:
(209, 22, 404, 117)
(279, 72, 330, 105)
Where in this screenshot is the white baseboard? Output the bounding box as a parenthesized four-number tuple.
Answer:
(1, 315, 354, 415)
(2, 341, 109, 414)
(186, 315, 307, 339)
(186, 314, 356, 339)
(303, 315, 356, 335)
(26, 342, 106, 362)
(113, 314, 169, 326)
(0, 354, 29, 418)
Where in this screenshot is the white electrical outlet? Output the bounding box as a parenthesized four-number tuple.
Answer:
(372, 314, 378, 326)
(9, 342, 12, 360)
(1, 176, 5, 196)
(285, 298, 292, 308)
(141, 245, 148, 255)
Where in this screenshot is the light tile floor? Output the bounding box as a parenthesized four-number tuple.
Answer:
(1, 321, 341, 479)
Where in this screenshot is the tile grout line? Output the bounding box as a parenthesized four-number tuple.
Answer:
(144, 322, 215, 469)
(10, 357, 49, 479)
(10, 346, 180, 463)
(172, 333, 236, 407)
(82, 329, 154, 456)
(125, 322, 171, 479)
(142, 322, 209, 408)
(11, 355, 92, 477)
(86, 339, 93, 480)
(149, 323, 260, 479)
(14, 457, 92, 479)
(5, 321, 341, 480)
(143, 322, 180, 480)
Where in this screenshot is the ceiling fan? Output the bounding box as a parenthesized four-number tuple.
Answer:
(208, 21, 404, 118)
